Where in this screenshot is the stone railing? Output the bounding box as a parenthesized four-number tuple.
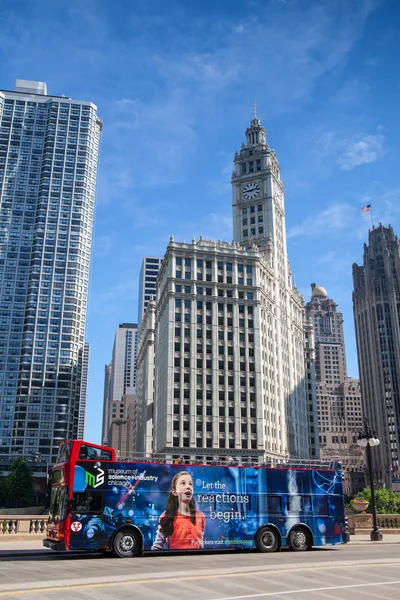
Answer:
(347, 512, 400, 534)
(377, 514, 400, 530)
(0, 515, 47, 538)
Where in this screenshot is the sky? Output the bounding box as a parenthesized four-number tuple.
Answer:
(1, 0, 400, 446)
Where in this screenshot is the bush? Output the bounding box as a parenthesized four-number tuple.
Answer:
(353, 488, 400, 514)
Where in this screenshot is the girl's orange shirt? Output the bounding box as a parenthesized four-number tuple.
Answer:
(161, 510, 205, 549)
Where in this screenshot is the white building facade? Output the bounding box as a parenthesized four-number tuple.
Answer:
(137, 113, 311, 461)
(136, 300, 156, 455)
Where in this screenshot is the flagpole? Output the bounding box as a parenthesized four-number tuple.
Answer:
(370, 207, 374, 228)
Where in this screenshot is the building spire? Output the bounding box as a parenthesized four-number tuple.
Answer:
(246, 100, 266, 146)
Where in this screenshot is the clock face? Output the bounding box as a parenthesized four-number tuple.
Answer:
(243, 182, 261, 200)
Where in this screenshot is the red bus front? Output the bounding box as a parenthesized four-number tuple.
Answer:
(44, 440, 115, 551)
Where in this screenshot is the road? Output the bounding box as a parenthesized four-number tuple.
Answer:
(1, 545, 400, 599)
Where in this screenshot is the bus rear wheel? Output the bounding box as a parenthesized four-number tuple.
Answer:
(288, 526, 311, 551)
(113, 529, 140, 558)
(256, 526, 279, 552)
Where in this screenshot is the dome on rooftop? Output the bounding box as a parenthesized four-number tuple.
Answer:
(312, 285, 328, 297)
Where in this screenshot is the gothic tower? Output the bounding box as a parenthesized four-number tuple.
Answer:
(231, 106, 312, 458)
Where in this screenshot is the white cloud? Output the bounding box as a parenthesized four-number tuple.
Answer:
(287, 203, 356, 239)
(338, 134, 385, 171)
(333, 79, 370, 105)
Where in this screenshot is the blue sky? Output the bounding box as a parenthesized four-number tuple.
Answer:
(1, 0, 400, 445)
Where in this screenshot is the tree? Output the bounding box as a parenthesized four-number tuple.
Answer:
(5, 458, 35, 508)
(354, 487, 400, 514)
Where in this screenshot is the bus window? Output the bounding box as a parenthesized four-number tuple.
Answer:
(56, 443, 71, 464)
(302, 496, 312, 513)
(74, 491, 103, 514)
(313, 496, 329, 516)
(286, 496, 312, 514)
(52, 469, 65, 485)
(267, 495, 282, 514)
(79, 445, 112, 461)
(49, 486, 68, 522)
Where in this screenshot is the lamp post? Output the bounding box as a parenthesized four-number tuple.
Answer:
(357, 422, 383, 541)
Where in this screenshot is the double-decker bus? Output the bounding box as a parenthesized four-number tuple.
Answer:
(44, 440, 349, 557)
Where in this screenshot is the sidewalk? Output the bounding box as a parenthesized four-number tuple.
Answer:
(347, 534, 400, 544)
(1, 535, 400, 557)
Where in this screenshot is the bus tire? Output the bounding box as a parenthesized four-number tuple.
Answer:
(288, 526, 311, 551)
(113, 528, 140, 558)
(256, 526, 280, 553)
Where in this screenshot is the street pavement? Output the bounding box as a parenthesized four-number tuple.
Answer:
(1, 533, 400, 555)
(0, 539, 400, 599)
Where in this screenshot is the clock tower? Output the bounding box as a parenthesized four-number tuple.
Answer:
(231, 106, 286, 278)
(230, 106, 312, 460)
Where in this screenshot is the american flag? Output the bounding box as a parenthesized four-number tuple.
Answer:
(361, 204, 371, 213)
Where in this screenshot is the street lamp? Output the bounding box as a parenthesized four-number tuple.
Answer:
(357, 422, 383, 541)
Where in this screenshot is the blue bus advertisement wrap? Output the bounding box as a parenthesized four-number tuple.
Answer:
(69, 461, 345, 552)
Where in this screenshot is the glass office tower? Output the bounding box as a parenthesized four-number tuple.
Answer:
(0, 80, 101, 462)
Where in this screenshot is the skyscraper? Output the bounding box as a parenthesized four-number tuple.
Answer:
(353, 224, 400, 488)
(305, 285, 364, 494)
(0, 80, 101, 462)
(77, 342, 90, 440)
(137, 257, 162, 330)
(137, 111, 312, 461)
(101, 322, 138, 448)
(230, 111, 311, 459)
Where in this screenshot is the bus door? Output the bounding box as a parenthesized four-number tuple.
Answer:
(69, 489, 110, 550)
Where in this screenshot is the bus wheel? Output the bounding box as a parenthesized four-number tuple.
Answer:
(288, 527, 311, 551)
(113, 529, 140, 558)
(256, 526, 279, 552)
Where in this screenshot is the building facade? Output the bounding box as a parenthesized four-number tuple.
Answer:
(0, 80, 101, 462)
(77, 342, 90, 440)
(137, 112, 312, 461)
(353, 224, 400, 489)
(304, 316, 320, 458)
(101, 322, 138, 448)
(137, 257, 162, 330)
(136, 299, 156, 455)
(305, 284, 364, 494)
(107, 392, 135, 459)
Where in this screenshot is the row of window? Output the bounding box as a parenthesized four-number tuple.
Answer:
(243, 227, 263, 237)
(172, 438, 258, 449)
(175, 258, 253, 273)
(241, 160, 261, 174)
(175, 299, 254, 313)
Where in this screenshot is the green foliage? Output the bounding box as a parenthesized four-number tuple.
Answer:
(353, 487, 400, 514)
(4, 458, 35, 508)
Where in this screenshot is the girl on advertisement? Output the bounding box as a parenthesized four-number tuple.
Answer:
(151, 471, 205, 550)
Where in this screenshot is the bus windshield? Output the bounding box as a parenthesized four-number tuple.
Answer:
(49, 486, 68, 522)
(56, 443, 71, 464)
